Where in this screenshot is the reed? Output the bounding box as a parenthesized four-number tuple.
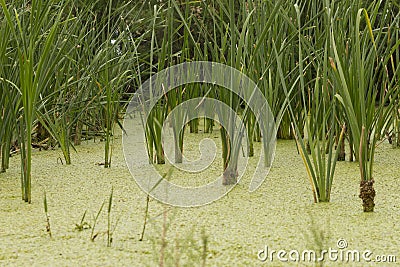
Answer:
(329, 0, 399, 211)
(0, 0, 73, 202)
(275, 2, 346, 202)
(1, 0, 399, 213)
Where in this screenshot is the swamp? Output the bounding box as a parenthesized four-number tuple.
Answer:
(1, 0, 399, 266)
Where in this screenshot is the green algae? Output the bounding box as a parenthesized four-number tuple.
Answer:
(0, 133, 399, 266)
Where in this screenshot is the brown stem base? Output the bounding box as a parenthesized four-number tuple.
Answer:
(337, 152, 346, 161)
(359, 179, 375, 212)
(222, 168, 238, 185)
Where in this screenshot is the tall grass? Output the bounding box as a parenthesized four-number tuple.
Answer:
(0, 0, 72, 202)
(140, 4, 169, 165)
(128, 0, 399, 199)
(0, 13, 16, 173)
(274, 2, 345, 203)
(167, 0, 284, 184)
(0, 0, 150, 201)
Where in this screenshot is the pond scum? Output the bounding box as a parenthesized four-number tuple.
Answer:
(0, 0, 399, 266)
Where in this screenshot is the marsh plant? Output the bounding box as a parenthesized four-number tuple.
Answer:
(277, 2, 345, 203)
(0, 0, 71, 202)
(329, 0, 399, 211)
(139, 0, 285, 185)
(87, 187, 119, 247)
(0, 0, 150, 199)
(271, 0, 400, 209)
(0, 0, 399, 213)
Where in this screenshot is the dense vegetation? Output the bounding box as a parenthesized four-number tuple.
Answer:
(0, 0, 399, 213)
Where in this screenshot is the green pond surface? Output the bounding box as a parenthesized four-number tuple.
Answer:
(0, 130, 399, 266)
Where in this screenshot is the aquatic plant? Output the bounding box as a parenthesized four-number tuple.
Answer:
(177, 0, 284, 184)
(86, 187, 119, 246)
(0, 0, 398, 214)
(0, 0, 151, 202)
(0, 0, 74, 202)
(274, 2, 346, 203)
(140, 4, 168, 165)
(329, 0, 399, 211)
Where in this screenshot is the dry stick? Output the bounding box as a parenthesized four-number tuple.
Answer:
(139, 194, 150, 241)
(174, 232, 180, 266)
(159, 206, 168, 267)
(43, 191, 52, 238)
(107, 187, 113, 247)
(140, 171, 169, 241)
(157, 172, 174, 265)
(201, 228, 208, 267)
